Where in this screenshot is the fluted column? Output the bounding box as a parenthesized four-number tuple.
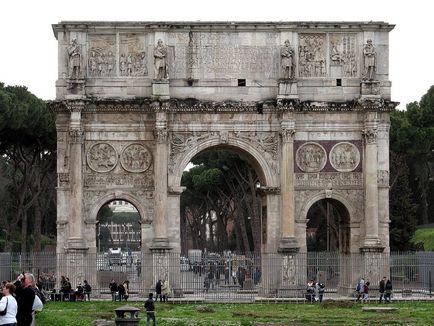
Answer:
(278, 116, 298, 252)
(151, 105, 170, 249)
(362, 113, 383, 250)
(67, 101, 87, 250)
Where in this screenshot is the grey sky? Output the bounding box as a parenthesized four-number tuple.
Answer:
(1, 0, 432, 109)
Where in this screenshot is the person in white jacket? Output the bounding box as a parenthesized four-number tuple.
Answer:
(0, 282, 18, 326)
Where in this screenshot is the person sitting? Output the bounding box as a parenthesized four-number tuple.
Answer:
(83, 280, 92, 301)
(75, 283, 84, 301)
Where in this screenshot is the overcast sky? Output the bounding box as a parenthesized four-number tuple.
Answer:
(0, 0, 432, 109)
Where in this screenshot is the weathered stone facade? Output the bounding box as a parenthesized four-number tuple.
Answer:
(51, 21, 396, 292)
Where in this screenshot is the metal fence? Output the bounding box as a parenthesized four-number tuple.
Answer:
(1, 251, 433, 302)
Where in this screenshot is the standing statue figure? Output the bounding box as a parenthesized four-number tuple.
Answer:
(154, 39, 169, 80)
(363, 39, 376, 80)
(281, 40, 296, 79)
(68, 39, 81, 79)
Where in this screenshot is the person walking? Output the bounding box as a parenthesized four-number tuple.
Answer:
(161, 280, 170, 303)
(379, 276, 386, 303)
(0, 283, 18, 326)
(384, 279, 393, 303)
(356, 277, 365, 302)
(155, 280, 162, 302)
(109, 280, 118, 301)
(144, 293, 156, 326)
(362, 281, 370, 303)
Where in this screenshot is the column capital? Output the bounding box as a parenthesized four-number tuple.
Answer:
(69, 128, 84, 144)
(280, 120, 295, 142)
(362, 127, 377, 144)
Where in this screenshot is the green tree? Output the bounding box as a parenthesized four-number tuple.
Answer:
(0, 83, 56, 252)
(181, 149, 262, 253)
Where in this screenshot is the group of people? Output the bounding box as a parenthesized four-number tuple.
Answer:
(56, 276, 91, 302)
(155, 279, 170, 302)
(356, 277, 393, 303)
(109, 280, 129, 302)
(0, 272, 44, 326)
(306, 279, 325, 303)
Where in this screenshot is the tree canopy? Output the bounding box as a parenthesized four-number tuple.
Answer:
(0, 83, 57, 251)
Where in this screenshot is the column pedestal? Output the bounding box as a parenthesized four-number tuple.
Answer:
(152, 80, 170, 101)
(360, 80, 380, 98)
(277, 79, 299, 100)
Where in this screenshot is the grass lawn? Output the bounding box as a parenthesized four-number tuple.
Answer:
(36, 300, 434, 325)
(411, 228, 434, 250)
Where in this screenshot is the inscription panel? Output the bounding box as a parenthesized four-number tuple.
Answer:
(295, 172, 363, 189)
(172, 32, 280, 79)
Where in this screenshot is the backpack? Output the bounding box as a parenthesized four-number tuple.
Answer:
(34, 287, 46, 305)
(356, 283, 361, 292)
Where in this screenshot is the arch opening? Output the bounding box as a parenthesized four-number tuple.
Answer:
(96, 199, 142, 254)
(306, 198, 350, 253)
(180, 146, 266, 255)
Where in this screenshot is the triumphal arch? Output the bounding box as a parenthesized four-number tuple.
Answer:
(50, 21, 396, 295)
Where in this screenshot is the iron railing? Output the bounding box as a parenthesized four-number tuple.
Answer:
(1, 251, 433, 302)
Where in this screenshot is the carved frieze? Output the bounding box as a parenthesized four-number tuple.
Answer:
(329, 142, 360, 172)
(378, 170, 389, 187)
(295, 172, 363, 189)
(88, 35, 117, 77)
(58, 173, 70, 187)
(120, 144, 153, 173)
(84, 171, 154, 188)
(234, 131, 279, 160)
(169, 132, 213, 173)
(295, 142, 327, 172)
(298, 34, 326, 77)
(329, 34, 358, 77)
(69, 129, 84, 143)
(119, 34, 148, 77)
(86, 143, 118, 173)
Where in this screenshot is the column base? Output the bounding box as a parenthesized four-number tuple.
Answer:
(278, 237, 299, 253)
(149, 237, 172, 251)
(360, 237, 384, 253)
(66, 237, 88, 251)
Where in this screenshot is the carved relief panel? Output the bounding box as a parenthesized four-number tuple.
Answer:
(329, 142, 360, 172)
(86, 143, 118, 173)
(329, 34, 358, 77)
(119, 34, 148, 77)
(295, 142, 327, 172)
(298, 34, 326, 77)
(88, 35, 117, 77)
(120, 143, 153, 173)
(84, 141, 154, 189)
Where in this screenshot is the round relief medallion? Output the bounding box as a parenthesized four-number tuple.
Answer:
(296, 142, 327, 172)
(329, 142, 360, 172)
(120, 144, 153, 173)
(87, 143, 118, 173)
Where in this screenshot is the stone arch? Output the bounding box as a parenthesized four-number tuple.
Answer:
(300, 190, 356, 224)
(90, 192, 146, 223)
(169, 138, 278, 188)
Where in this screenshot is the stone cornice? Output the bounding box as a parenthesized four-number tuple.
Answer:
(48, 98, 399, 114)
(52, 21, 395, 38)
